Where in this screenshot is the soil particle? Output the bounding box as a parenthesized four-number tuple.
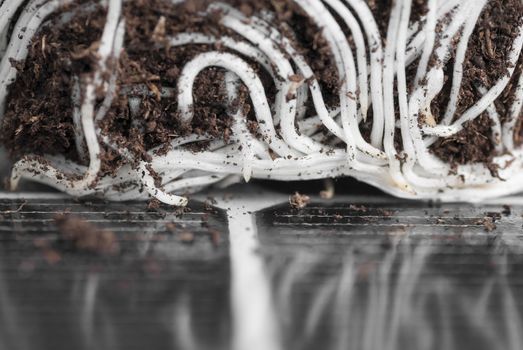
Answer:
(477, 211, 503, 232)
(289, 192, 311, 209)
(147, 198, 162, 211)
(477, 216, 497, 232)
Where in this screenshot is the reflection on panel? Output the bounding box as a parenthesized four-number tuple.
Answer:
(0, 199, 231, 350)
(258, 201, 523, 350)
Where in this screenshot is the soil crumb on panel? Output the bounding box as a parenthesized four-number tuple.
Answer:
(289, 192, 311, 209)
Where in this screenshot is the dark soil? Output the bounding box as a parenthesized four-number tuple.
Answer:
(366, 0, 428, 39)
(366, 0, 393, 39)
(516, 112, 523, 147)
(2, 0, 341, 177)
(2, 1, 107, 161)
(429, 0, 523, 167)
(431, 113, 495, 167)
(1, 0, 522, 185)
(509, 56, 523, 147)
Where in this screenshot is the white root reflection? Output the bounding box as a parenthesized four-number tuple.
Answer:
(267, 238, 523, 350)
(0, 235, 522, 349)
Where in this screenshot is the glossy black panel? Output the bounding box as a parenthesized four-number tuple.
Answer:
(257, 200, 523, 350)
(0, 199, 230, 350)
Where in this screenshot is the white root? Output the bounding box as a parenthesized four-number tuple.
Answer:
(1, 0, 522, 205)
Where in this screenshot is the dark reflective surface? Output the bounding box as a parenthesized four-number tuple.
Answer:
(0, 198, 230, 350)
(0, 195, 523, 350)
(258, 201, 523, 350)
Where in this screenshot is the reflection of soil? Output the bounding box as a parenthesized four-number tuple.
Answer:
(0, 198, 231, 350)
